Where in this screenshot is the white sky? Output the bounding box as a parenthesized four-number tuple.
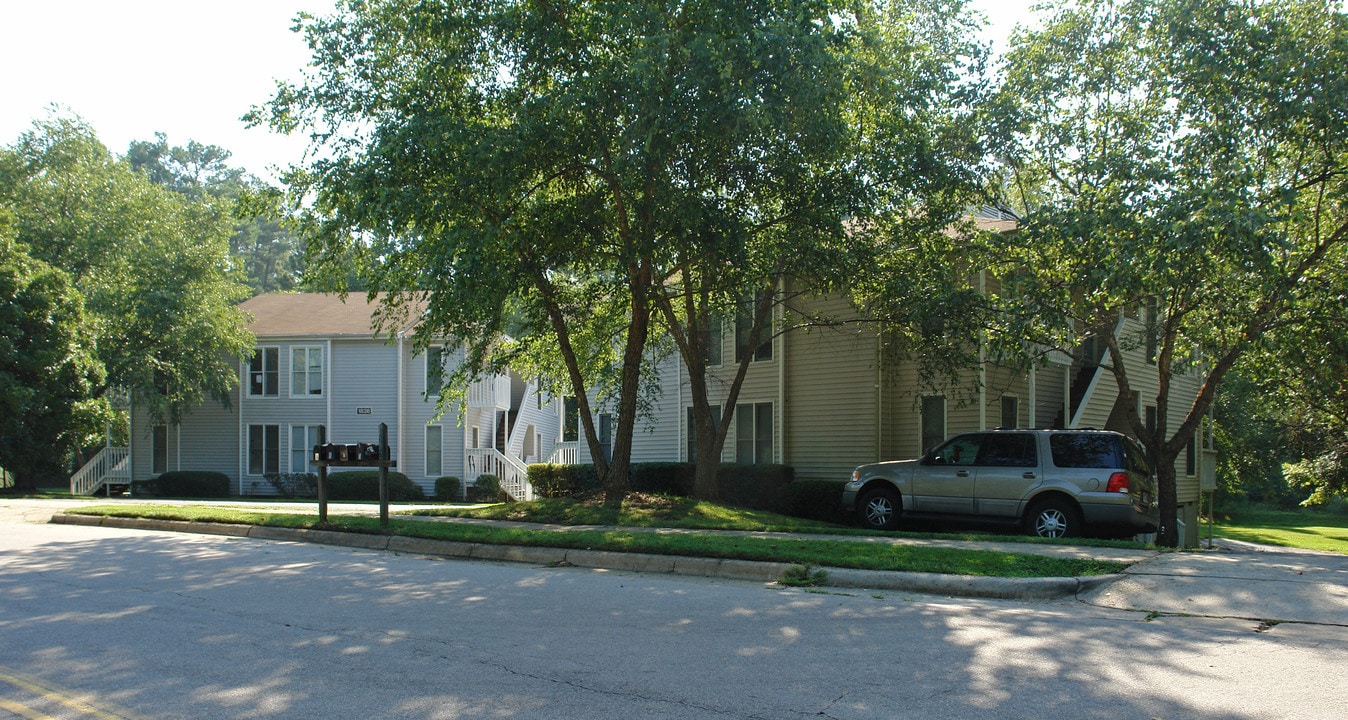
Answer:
(0, 0, 1038, 183)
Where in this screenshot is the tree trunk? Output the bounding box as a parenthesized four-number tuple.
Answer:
(1154, 451, 1180, 548)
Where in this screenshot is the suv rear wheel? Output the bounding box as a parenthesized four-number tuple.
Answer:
(1024, 496, 1082, 538)
(857, 486, 902, 531)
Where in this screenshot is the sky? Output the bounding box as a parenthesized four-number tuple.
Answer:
(0, 0, 1038, 183)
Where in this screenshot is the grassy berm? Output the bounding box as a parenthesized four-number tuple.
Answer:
(69, 493, 1137, 578)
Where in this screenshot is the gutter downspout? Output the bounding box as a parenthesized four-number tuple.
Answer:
(978, 271, 987, 430)
(397, 332, 406, 475)
(777, 278, 786, 464)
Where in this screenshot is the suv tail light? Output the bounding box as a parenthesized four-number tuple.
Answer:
(1106, 472, 1130, 493)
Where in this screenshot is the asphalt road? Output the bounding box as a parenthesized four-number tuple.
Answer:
(2, 499, 1346, 719)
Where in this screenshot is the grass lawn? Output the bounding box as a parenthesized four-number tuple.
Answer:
(1208, 508, 1348, 555)
(65, 496, 1132, 579)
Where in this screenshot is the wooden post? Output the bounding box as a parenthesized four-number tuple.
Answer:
(378, 423, 389, 527)
(317, 426, 328, 523)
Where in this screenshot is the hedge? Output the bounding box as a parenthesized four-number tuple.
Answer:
(433, 476, 462, 502)
(525, 461, 800, 514)
(780, 481, 851, 524)
(325, 471, 424, 501)
(134, 471, 231, 498)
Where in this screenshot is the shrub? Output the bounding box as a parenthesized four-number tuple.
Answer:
(780, 480, 850, 524)
(715, 464, 794, 512)
(264, 472, 318, 499)
(470, 474, 503, 502)
(137, 471, 231, 498)
(326, 471, 424, 501)
(527, 463, 600, 498)
(434, 476, 462, 502)
(630, 462, 695, 495)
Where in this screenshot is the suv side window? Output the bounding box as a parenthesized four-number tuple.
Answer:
(977, 433, 1038, 467)
(1049, 433, 1123, 468)
(1123, 436, 1153, 476)
(928, 435, 982, 465)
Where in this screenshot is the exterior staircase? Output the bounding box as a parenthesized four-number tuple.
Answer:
(70, 446, 131, 496)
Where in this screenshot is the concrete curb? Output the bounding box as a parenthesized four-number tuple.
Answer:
(49, 513, 1116, 600)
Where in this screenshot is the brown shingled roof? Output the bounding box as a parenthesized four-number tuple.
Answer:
(239, 293, 426, 338)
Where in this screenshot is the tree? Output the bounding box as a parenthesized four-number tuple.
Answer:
(647, 0, 986, 498)
(0, 222, 104, 491)
(992, 0, 1348, 545)
(253, 0, 981, 500)
(0, 115, 255, 427)
(128, 133, 306, 295)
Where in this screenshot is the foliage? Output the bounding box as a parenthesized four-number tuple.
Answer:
(325, 471, 424, 501)
(0, 115, 255, 426)
(433, 476, 462, 502)
(470, 474, 502, 503)
(252, 0, 988, 502)
(134, 471, 232, 498)
(780, 481, 851, 525)
(778, 565, 830, 587)
(1211, 371, 1302, 507)
(527, 464, 602, 499)
(0, 234, 104, 490)
(127, 133, 305, 295)
(264, 472, 319, 499)
(990, 0, 1348, 546)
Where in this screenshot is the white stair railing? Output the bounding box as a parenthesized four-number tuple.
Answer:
(69, 446, 131, 496)
(546, 441, 579, 465)
(465, 447, 534, 502)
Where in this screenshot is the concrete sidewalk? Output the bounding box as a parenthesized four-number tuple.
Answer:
(1082, 539, 1348, 626)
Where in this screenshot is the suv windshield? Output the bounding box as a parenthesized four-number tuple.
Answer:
(1049, 433, 1122, 468)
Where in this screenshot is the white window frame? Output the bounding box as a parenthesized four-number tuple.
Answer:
(290, 346, 324, 398)
(247, 347, 279, 398)
(289, 424, 324, 474)
(426, 346, 446, 396)
(735, 402, 774, 465)
(247, 424, 280, 476)
(426, 425, 444, 478)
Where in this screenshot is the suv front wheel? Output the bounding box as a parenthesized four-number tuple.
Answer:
(1024, 496, 1082, 538)
(857, 486, 902, 531)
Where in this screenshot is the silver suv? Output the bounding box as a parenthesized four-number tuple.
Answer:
(841, 429, 1158, 538)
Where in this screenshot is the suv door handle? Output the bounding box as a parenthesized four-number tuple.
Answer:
(1022, 472, 1037, 479)
(956, 470, 970, 477)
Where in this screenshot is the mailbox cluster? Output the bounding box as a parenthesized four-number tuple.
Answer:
(312, 442, 384, 464)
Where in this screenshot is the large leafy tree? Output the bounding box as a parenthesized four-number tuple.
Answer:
(649, 0, 986, 498)
(0, 116, 255, 428)
(128, 133, 306, 295)
(0, 221, 104, 491)
(992, 0, 1348, 545)
(253, 0, 979, 500)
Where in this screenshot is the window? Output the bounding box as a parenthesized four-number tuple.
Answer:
(248, 347, 279, 397)
(1185, 433, 1197, 476)
(686, 405, 721, 462)
(1145, 405, 1158, 435)
(1000, 396, 1019, 429)
(1050, 433, 1123, 469)
(701, 316, 723, 367)
(598, 414, 613, 462)
(152, 425, 168, 475)
(290, 425, 324, 474)
(426, 346, 446, 396)
(735, 293, 773, 362)
(248, 424, 279, 475)
(930, 434, 981, 465)
(978, 433, 1037, 467)
(291, 346, 323, 397)
(426, 425, 443, 477)
(921, 396, 946, 454)
(735, 402, 773, 464)
(562, 397, 579, 442)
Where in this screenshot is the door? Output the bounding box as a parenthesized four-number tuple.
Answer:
(910, 434, 981, 514)
(974, 432, 1041, 517)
